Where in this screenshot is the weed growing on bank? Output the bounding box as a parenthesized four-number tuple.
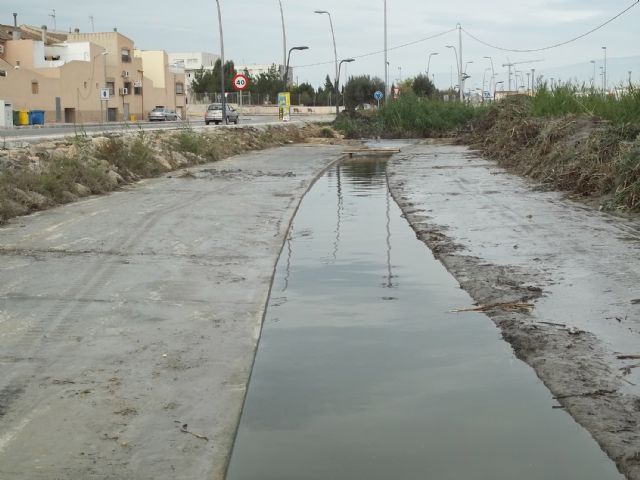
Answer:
(467, 94, 640, 211)
(530, 85, 640, 125)
(0, 124, 319, 225)
(334, 93, 483, 138)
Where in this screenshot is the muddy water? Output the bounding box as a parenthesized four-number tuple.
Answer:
(226, 157, 622, 480)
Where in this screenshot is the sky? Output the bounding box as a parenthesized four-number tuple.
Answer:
(8, 0, 640, 91)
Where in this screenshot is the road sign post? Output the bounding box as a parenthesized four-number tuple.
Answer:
(374, 90, 383, 109)
(232, 74, 249, 113)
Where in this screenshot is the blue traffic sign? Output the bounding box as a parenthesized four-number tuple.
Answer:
(374, 90, 384, 101)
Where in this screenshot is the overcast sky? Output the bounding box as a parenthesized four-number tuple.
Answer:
(9, 0, 640, 89)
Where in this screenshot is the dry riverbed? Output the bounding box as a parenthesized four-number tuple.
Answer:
(387, 141, 640, 479)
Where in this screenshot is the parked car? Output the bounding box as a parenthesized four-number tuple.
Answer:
(205, 103, 239, 125)
(148, 107, 178, 121)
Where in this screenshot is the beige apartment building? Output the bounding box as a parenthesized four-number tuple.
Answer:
(0, 25, 185, 123)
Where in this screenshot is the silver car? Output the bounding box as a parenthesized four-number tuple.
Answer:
(205, 103, 239, 125)
(148, 107, 178, 121)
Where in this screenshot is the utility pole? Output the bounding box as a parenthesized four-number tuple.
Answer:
(49, 9, 57, 31)
(457, 23, 463, 102)
(384, 0, 388, 102)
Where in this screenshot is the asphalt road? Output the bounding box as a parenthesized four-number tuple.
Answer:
(1, 115, 335, 142)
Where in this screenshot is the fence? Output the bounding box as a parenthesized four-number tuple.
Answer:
(188, 91, 337, 107)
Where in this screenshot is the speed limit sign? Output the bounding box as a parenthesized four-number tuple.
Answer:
(232, 73, 249, 91)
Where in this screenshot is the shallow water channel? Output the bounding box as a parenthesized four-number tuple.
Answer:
(226, 156, 622, 480)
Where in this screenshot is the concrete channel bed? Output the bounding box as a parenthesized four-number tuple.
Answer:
(0, 145, 340, 479)
(0, 139, 639, 478)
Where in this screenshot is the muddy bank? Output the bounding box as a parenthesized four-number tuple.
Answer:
(387, 143, 640, 479)
(0, 123, 337, 225)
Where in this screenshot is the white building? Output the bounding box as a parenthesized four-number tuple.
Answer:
(168, 52, 219, 91)
(236, 63, 290, 83)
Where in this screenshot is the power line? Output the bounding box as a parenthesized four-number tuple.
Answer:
(463, 0, 639, 53)
(293, 28, 456, 69)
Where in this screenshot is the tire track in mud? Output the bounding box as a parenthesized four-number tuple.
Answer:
(0, 185, 231, 425)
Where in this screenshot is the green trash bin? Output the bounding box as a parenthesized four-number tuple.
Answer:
(29, 110, 45, 125)
(13, 110, 20, 126)
(18, 110, 29, 125)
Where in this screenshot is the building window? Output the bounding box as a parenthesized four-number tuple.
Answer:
(106, 82, 115, 96)
(31, 81, 39, 94)
(134, 86, 142, 95)
(0, 70, 6, 77)
(175, 82, 184, 95)
(121, 48, 131, 63)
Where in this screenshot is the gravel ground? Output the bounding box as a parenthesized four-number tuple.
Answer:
(387, 141, 640, 480)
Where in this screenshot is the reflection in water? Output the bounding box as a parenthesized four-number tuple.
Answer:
(332, 164, 343, 261)
(282, 234, 292, 292)
(227, 156, 623, 480)
(385, 170, 394, 289)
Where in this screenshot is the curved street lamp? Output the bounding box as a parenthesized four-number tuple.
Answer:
(427, 52, 438, 78)
(278, 1, 287, 81)
(483, 56, 495, 99)
(285, 46, 309, 88)
(314, 10, 339, 115)
(446, 45, 460, 98)
(337, 58, 355, 111)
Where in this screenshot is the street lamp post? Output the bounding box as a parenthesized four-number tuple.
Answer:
(602, 46, 607, 93)
(464, 60, 473, 74)
(384, 0, 388, 103)
(494, 80, 504, 100)
(482, 67, 492, 101)
(337, 58, 355, 112)
(285, 46, 309, 88)
(446, 45, 460, 99)
(483, 56, 495, 100)
(278, 0, 287, 81)
(427, 52, 438, 78)
(215, 0, 227, 124)
(590, 60, 596, 88)
(314, 10, 339, 115)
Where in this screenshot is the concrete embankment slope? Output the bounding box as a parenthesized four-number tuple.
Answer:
(388, 142, 640, 480)
(0, 145, 340, 479)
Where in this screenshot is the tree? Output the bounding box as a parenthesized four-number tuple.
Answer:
(190, 67, 216, 94)
(291, 82, 315, 106)
(344, 75, 385, 110)
(190, 60, 237, 96)
(412, 74, 437, 97)
(249, 64, 285, 104)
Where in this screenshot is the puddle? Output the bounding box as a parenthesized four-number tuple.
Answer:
(226, 157, 622, 480)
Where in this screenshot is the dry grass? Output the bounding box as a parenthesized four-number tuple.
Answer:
(0, 124, 314, 225)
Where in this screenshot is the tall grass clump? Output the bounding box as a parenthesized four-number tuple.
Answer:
(95, 135, 160, 179)
(530, 83, 640, 126)
(379, 93, 485, 137)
